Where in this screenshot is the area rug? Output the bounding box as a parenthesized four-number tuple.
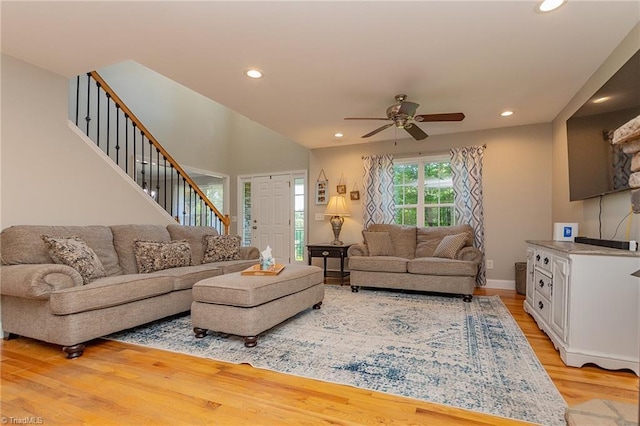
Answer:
(106, 286, 567, 425)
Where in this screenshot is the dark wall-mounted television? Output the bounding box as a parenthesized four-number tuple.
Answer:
(567, 49, 640, 202)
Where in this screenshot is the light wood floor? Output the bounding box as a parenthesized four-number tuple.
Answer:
(2, 286, 638, 425)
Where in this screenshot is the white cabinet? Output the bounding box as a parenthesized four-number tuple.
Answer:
(524, 241, 639, 376)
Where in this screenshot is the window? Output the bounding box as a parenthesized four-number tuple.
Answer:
(393, 156, 455, 227)
(293, 177, 305, 262)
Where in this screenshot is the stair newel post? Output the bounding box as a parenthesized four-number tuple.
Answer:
(85, 73, 92, 137)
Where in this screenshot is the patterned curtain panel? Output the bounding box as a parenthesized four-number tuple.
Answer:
(363, 154, 395, 227)
(450, 146, 486, 286)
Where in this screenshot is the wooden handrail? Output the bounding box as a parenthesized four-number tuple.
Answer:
(89, 71, 230, 234)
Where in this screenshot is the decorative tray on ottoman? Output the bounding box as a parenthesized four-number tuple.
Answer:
(241, 263, 286, 276)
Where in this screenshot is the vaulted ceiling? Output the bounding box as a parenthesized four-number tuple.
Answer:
(2, 1, 639, 149)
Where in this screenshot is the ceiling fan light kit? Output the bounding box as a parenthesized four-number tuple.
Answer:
(344, 94, 465, 141)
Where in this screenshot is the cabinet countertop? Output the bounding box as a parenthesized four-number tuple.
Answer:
(526, 240, 640, 258)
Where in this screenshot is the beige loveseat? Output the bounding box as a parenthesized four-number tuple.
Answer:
(0, 224, 259, 358)
(347, 224, 481, 302)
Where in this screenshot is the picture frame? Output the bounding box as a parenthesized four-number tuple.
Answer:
(315, 169, 328, 205)
(350, 190, 360, 201)
(337, 184, 346, 194)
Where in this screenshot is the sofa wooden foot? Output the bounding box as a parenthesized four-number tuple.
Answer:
(243, 336, 257, 347)
(193, 327, 208, 338)
(463, 295, 473, 303)
(351, 286, 359, 293)
(62, 344, 85, 359)
(3, 332, 19, 340)
(312, 301, 322, 309)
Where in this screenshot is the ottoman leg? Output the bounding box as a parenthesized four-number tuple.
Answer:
(243, 336, 258, 347)
(313, 301, 322, 309)
(194, 327, 208, 338)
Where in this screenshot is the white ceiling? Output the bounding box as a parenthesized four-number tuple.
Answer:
(2, 1, 639, 149)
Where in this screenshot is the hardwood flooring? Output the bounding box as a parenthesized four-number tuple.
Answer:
(2, 287, 638, 425)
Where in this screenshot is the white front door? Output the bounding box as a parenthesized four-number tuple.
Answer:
(252, 174, 291, 263)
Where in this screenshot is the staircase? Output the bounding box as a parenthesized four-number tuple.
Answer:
(71, 71, 229, 234)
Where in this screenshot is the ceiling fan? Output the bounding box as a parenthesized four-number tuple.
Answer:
(344, 94, 465, 141)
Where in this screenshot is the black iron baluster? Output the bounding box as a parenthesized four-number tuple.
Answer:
(163, 156, 167, 210)
(105, 92, 111, 156)
(148, 139, 153, 199)
(114, 104, 120, 166)
(170, 164, 175, 218)
(125, 114, 129, 174)
(156, 148, 160, 203)
(75, 75, 80, 126)
(96, 81, 101, 147)
(132, 122, 137, 183)
(182, 177, 187, 224)
(140, 131, 146, 191)
(85, 73, 91, 136)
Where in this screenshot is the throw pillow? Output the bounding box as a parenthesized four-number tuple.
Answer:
(41, 235, 107, 284)
(362, 231, 395, 256)
(433, 232, 469, 259)
(202, 235, 241, 263)
(133, 240, 192, 273)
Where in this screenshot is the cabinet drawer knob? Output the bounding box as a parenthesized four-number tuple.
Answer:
(536, 254, 540, 261)
(538, 301, 544, 309)
(322, 251, 329, 256)
(544, 257, 549, 265)
(538, 280, 544, 288)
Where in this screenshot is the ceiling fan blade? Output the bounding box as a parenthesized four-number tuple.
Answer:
(404, 124, 428, 140)
(362, 123, 394, 138)
(344, 117, 389, 121)
(414, 112, 465, 122)
(397, 101, 420, 117)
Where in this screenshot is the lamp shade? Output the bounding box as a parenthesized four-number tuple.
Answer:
(324, 195, 351, 217)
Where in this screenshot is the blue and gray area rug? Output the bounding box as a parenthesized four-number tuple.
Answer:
(107, 286, 567, 425)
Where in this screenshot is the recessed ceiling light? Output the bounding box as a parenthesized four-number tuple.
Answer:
(245, 69, 263, 79)
(334, 133, 344, 138)
(535, 0, 566, 13)
(592, 96, 610, 104)
(500, 111, 514, 117)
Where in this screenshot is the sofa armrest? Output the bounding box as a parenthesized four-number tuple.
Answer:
(239, 246, 260, 260)
(348, 244, 369, 257)
(457, 247, 482, 263)
(0, 264, 83, 299)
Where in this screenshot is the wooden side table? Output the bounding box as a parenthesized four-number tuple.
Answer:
(307, 243, 353, 285)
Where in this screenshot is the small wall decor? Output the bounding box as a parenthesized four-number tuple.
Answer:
(336, 173, 346, 194)
(315, 169, 328, 205)
(350, 182, 360, 200)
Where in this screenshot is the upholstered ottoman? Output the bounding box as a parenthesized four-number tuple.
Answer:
(191, 264, 324, 347)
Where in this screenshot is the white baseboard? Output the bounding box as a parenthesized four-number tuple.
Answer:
(485, 279, 516, 290)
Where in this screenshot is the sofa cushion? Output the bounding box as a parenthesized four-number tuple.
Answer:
(433, 232, 469, 259)
(50, 274, 174, 315)
(41, 235, 107, 284)
(367, 224, 416, 259)
(148, 264, 223, 290)
(134, 240, 192, 273)
(1, 225, 123, 276)
(415, 224, 474, 258)
(167, 225, 219, 265)
(408, 257, 478, 277)
(362, 231, 395, 256)
(203, 235, 241, 263)
(348, 256, 408, 273)
(111, 225, 171, 274)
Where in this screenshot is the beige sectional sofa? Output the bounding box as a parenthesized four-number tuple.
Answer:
(347, 224, 481, 302)
(0, 224, 259, 358)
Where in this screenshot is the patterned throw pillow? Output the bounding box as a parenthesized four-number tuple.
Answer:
(41, 235, 107, 284)
(202, 235, 241, 263)
(362, 231, 395, 256)
(133, 240, 192, 273)
(433, 233, 469, 259)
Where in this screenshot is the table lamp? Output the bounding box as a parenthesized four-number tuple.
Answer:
(324, 195, 351, 245)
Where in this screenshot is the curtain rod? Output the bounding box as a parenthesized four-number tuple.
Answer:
(361, 144, 487, 160)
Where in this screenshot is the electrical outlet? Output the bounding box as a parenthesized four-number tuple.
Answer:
(486, 260, 494, 269)
(315, 213, 325, 221)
